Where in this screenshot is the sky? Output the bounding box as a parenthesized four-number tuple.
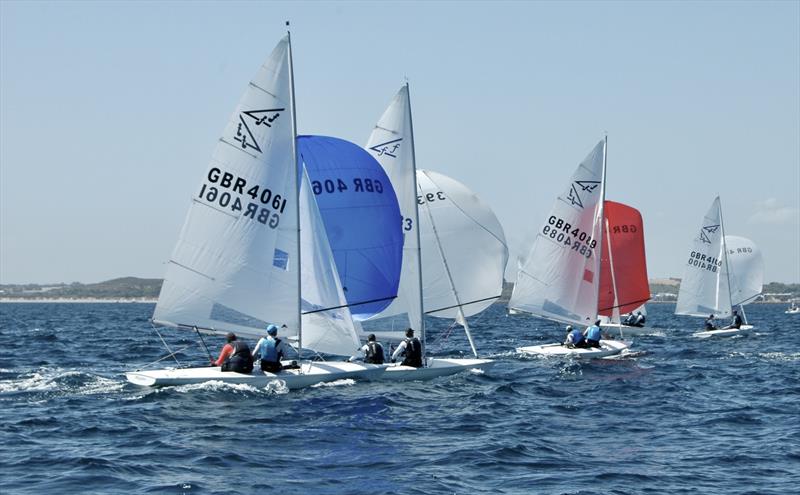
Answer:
(1, 0, 798, 285)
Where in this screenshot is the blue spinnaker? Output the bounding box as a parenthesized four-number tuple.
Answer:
(298, 135, 403, 319)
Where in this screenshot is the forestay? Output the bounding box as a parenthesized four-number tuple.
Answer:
(675, 196, 731, 317)
(598, 201, 651, 317)
(509, 140, 606, 326)
(298, 135, 403, 320)
(725, 235, 763, 307)
(153, 37, 299, 341)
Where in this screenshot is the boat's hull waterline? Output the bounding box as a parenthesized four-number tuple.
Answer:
(516, 339, 629, 358)
(381, 357, 495, 381)
(125, 361, 386, 389)
(692, 324, 754, 338)
(601, 323, 656, 337)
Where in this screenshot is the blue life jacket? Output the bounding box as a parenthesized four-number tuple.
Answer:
(586, 325, 601, 341)
(260, 337, 281, 363)
(570, 329, 584, 344)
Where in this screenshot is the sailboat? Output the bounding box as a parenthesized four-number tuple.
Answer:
(126, 35, 390, 388)
(675, 197, 764, 338)
(360, 85, 500, 379)
(595, 201, 653, 337)
(787, 302, 800, 315)
(509, 138, 630, 358)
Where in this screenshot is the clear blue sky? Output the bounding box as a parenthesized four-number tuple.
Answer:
(1, 0, 798, 284)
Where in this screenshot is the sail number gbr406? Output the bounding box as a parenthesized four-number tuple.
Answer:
(198, 167, 287, 228)
(542, 215, 598, 258)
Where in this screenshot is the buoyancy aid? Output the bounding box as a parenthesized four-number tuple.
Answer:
(401, 338, 422, 368)
(260, 337, 282, 363)
(365, 341, 385, 364)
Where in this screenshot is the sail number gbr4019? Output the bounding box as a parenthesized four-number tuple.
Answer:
(198, 167, 287, 228)
(542, 215, 598, 258)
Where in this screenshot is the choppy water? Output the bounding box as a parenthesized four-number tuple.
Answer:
(0, 302, 798, 494)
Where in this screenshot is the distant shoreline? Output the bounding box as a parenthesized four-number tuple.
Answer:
(0, 298, 157, 304)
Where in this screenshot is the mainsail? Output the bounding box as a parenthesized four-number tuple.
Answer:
(153, 37, 299, 340)
(725, 235, 764, 307)
(675, 196, 732, 317)
(598, 201, 651, 317)
(509, 140, 607, 326)
(297, 135, 403, 320)
(363, 86, 424, 333)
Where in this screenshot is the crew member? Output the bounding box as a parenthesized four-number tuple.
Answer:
(252, 325, 289, 373)
(211, 332, 254, 373)
(391, 328, 423, 368)
(584, 320, 603, 348)
(349, 333, 385, 364)
(564, 325, 587, 348)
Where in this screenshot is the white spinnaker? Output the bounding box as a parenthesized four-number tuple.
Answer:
(299, 167, 361, 356)
(364, 86, 423, 332)
(508, 140, 606, 326)
(153, 37, 299, 340)
(418, 170, 509, 319)
(675, 197, 732, 317)
(725, 235, 764, 307)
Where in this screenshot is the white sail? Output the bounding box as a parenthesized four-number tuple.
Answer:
(153, 37, 299, 340)
(509, 140, 606, 326)
(364, 86, 423, 333)
(417, 170, 509, 319)
(299, 167, 361, 356)
(724, 235, 764, 306)
(675, 197, 731, 317)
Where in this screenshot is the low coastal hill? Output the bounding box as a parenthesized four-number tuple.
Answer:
(1, 277, 798, 302)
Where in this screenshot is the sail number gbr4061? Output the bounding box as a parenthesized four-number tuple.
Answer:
(542, 215, 598, 258)
(198, 167, 287, 228)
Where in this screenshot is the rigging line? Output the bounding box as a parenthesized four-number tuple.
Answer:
(421, 170, 508, 249)
(301, 295, 397, 315)
(135, 344, 194, 371)
(194, 326, 214, 363)
(153, 322, 181, 367)
(424, 294, 501, 315)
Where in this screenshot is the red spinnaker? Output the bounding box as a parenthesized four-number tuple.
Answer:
(598, 201, 651, 316)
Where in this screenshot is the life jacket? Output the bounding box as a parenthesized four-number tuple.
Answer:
(732, 315, 742, 328)
(224, 340, 253, 373)
(401, 337, 422, 368)
(586, 325, 601, 341)
(569, 329, 584, 344)
(260, 337, 282, 363)
(364, 341, 384, 364)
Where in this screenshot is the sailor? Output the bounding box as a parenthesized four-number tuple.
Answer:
(211, 332, 254, 373)
(633, 311, 646, 327)
(623, 313, 636, 326)
(564, 325, 587, 348)
(349, 333, 385, 364)
(725, 310, 743, 330)
(252, 324, 288, 373)
(391, 328, 423, 368)
(705, 314, 716, 330)
(583, 320, 603, 348)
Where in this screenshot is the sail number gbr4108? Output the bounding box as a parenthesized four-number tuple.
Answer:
(542, 215, 598, 258)
(198, 167, 287, 229)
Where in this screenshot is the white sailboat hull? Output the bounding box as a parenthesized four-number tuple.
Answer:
(125, 361, 386, 389)
(517, 339, 629, 358)
(601, 323, 656, 337)
(378, 357, 494, 381)
(692, 324, 754, 338)
(785, 308, 800, 314)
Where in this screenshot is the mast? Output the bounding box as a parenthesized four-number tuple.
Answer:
(717, 197, 740, 322)
(406, 82, 428, 362)
(287, 23, 302, 352)
(594, 135, 609, 323)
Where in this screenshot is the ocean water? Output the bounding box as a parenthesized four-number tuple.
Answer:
(0, 302, 798, 494)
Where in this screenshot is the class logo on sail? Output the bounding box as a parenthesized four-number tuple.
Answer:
(699, 224, 720, 244)
(369, 138, 402, 158)
(566, 180, 600, 208)
(233, 108, 285, 153)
